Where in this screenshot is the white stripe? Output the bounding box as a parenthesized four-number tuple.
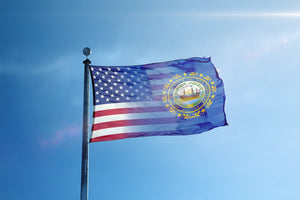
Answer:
(93, 112, 173, 124)
(94, 101, 163, 111)
(146, 67, 183, 75)
(152, 90, 163, 97)
(91, 123, 178, 138)
(150, 78, 170, 86)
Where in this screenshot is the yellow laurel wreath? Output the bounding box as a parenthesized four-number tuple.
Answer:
(162, 72, 217, 119)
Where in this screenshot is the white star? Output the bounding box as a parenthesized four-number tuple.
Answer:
(123, 83, 127, 85)
(111, 94, 114, 97)
(117, 79, 121, 82)
(127, 79, 131, 82)
(105, 91, 109, 94)
(135, 89, 138, 92)
(108, 79, 111, 82)
(139, 85, 142, 88)
(119, 86, 123, 89)
(104, 83, 107, 86)
(131, 93, 134, 96)
(133, 82, 137, 85)
(137, 78, 141, 81)
(96, 99, 99, 103)
(96, 91, 99, 95)
(124, 72, 127, 74)
(129, 86, 133, 89)
(113, 83, 117, 86)
(106, 98, 110, 102)
(130, 75, 134, 78)
(105, 71, 108, 75)
(125, 90, 129, 93)
(134, 71, 138, 74)
(116, 97, 120, 101)
(100, 87, 103, 90)
(95, 84, 98, 87)
(126, 97, 130, 100)
(121, 93, 124, 96)
(136, 97, 140, 100)
(101, 95, 104, 98)
(114, 72, 118, 75)
(127, 67, 130, 70)
(102, 75, 105, 79)
(117, 67, 120, 71)
(115, 90, 119, 93)
(141, 92, 144, 96)
(111, 75, 115, 79)
(121, 75, 124, 78)
(93, 76, 96, 79)
(109, 87, 113, 90)
(96, 72, 99, 75)
(91, 67, 94, 71)
(99, 68, 102, 71)
(98, 80, 102, 82)
(108, 67, 111, 71)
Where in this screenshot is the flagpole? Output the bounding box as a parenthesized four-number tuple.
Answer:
(81, 47, 91, 200)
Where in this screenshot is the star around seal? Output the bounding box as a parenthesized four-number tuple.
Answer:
(162, 72, 217, 119)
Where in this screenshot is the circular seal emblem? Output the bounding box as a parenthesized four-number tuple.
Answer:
(162, 72, 217, 119)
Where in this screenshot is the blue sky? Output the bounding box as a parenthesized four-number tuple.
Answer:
(1, 0, 300, 199)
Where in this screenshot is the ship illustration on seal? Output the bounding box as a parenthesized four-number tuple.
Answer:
(176, 84, 201, 101)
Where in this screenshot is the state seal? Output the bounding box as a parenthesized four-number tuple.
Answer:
(162, 72, 217, 119)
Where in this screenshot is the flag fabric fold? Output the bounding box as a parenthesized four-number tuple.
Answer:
(89, 57, 227, 142)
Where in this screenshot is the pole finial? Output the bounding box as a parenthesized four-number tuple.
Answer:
(83, 47, 91, 57)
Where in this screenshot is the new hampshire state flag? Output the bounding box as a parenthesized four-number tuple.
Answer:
(89, 57, 227, 142)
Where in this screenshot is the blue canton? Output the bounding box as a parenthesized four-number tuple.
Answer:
(90, 66, 153, 105)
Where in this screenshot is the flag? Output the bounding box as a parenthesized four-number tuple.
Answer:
(89, 57, 227, 142)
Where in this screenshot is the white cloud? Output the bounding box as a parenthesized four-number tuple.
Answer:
(40, 125, 81, 147)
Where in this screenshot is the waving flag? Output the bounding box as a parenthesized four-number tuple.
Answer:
(89, 57, 227, 142)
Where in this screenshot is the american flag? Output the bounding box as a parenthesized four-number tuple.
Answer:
(89, 58, 227, 142)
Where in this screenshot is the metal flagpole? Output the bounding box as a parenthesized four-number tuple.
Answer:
(81, 47, 92, 200)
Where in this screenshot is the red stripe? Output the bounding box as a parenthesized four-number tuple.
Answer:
(148, 73, 173, 80)
(151, 85, 164, 90)
(90, 133, 127, 142)
(90, 130, 181, 142)
(92, 117, 177, 131)
(141, 63, 167, 70)
(93, 106, 165, 117)
(153, 96, 163, 101)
